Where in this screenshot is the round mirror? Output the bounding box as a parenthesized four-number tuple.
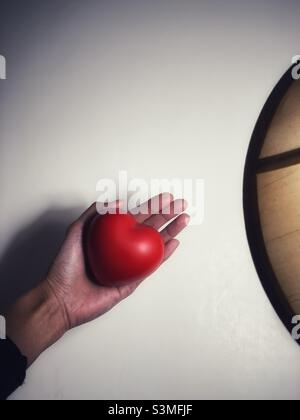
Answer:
(244, 68, 300, 344)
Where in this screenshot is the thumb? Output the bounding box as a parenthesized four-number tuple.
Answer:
(73, 201, 123, 232)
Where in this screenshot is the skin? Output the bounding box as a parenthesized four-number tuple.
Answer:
(5, 193, 189, 366)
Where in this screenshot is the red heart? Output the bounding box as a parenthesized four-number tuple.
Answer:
(87, 213, 165, 287)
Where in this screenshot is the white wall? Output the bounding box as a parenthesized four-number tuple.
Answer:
(1, 0, 300, 400)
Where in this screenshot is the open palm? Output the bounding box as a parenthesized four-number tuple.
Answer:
(46, 193, 189, 331)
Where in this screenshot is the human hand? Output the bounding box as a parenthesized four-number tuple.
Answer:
(46, 193, 189, 329)
(6, 194, 189, 365)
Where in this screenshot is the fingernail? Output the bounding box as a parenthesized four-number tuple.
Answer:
(184, 214, 191, 225)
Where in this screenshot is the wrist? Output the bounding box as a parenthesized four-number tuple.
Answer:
(6, 281, 67, 366)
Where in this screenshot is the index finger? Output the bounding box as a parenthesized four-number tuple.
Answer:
(131, 193, 174, 223)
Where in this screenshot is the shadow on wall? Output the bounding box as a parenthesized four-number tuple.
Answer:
(0, 206, 83, 312)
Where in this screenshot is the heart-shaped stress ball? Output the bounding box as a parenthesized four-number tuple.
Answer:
(87, 213, 165, 287)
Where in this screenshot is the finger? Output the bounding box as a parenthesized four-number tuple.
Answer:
(115, 279, 144, 300)
(132, 193, 174, 223)
(66, 203, 99, 237)
(144, 199, 188, 230)
(77, 202, 98, 225)
(163, 239, 180, 261)
(161, 213, 190, 243)
(95, 280, 144, 311)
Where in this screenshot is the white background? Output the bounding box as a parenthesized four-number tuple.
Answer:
(1, 0, 300, 400)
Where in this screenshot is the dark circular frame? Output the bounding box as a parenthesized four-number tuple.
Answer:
(243, 66, 300, 345)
